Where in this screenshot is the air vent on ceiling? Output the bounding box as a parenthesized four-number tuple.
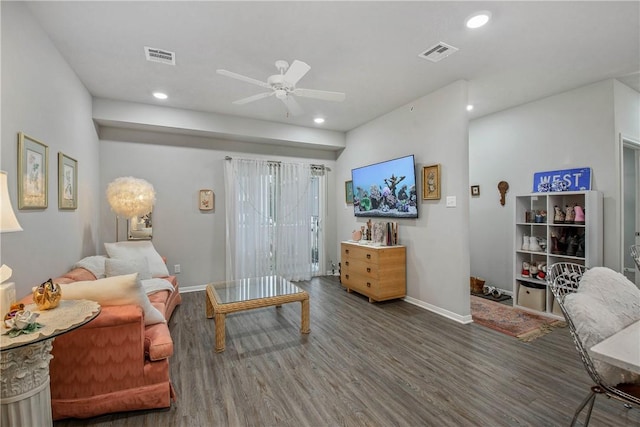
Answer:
(418, 42, 459, 62)
(144, 46, 175, 65)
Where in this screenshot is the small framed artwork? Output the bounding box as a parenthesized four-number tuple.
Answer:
(345, 180, 354, 204)
(58, 152, 78, 210)
(470, 185, 480, 197)
(17, 132, 49, 209)
(422, 164, 441, 200)
(199, 189, 214, 211)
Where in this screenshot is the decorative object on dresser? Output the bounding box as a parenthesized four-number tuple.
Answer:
(57, 152, 77, 210)
(340, 241, 406, 302)
(17, 132, 48, 209)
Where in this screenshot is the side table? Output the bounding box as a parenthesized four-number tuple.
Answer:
(0, 299, 100, 426)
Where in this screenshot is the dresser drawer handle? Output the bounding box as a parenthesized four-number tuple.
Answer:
(345, 249, 349, 254)
(345, 261, 349, 266)
(367, 282, 371, 287)
(366, 254, 371, 259)
(345, 274, 349, 279)
(366, 267, 371, 273)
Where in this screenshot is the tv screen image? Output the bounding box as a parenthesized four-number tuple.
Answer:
(351, 155, 418, 219)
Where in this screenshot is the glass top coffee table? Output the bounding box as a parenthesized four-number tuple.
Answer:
(205, 275, 310, 352)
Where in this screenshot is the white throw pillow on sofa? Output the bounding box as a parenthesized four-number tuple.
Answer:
(105, 257, 152, 281)
(73, 255, 108, 279)
(60, 273, 165, 325)
(104, 241, 170, 277)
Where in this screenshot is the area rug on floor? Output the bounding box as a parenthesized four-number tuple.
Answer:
(470, 296, 565, 342)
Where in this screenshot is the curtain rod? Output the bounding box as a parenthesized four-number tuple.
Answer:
(224, 156, 330, 171)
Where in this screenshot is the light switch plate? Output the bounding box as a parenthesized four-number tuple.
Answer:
(446, 196, 457, 207)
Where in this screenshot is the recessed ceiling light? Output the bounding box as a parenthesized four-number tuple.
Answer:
(466, 104, 474, 111)
(465, 11, 492, 29)
(153, 92, 168, 100)
(314, 117, 325, 124)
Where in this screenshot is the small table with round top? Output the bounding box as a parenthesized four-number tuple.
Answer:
(0, 299, 100, 426)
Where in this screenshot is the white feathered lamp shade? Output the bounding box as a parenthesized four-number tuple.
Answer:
(106, 177, 155, 241)
(106, 177, 156, 218)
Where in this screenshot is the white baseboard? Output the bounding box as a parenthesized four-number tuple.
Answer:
(179, 284, 207, 293)
(403, 295, 473, 324)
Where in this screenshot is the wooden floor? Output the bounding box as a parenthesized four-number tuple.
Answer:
(54, 276, 639, 427)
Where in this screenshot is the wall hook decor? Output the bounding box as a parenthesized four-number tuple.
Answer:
(498, 181, 509, 206)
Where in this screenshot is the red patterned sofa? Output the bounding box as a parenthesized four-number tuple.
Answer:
(21, 263, 181, 420)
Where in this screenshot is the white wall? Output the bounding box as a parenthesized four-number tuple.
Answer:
(336, 80, 471, 321)
(469, 80, 639, 292)
(99, 129, 338, 289)
(0, 2, 101, 297)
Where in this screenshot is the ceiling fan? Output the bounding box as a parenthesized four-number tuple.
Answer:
(216, 60, 346, 116)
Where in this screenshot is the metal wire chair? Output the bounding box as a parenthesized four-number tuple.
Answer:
(547, 262, 640, 426)
(631, 245, 640, 270)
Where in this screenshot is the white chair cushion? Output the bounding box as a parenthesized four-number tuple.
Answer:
(565, 267, 640, 385)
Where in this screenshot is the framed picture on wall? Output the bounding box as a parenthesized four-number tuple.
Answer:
(18, 131, 49, 209)
(58, 152, 78, 210)
(470, 185, 480, 197)
(199, 189, 214, 211)
(422, 164, 441, 200)
(345, 180, 354, 204)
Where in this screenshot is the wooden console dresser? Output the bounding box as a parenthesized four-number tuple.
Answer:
(340, 241, 406, 302)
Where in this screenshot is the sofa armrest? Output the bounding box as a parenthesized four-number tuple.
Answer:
(50, 304, 149, 398)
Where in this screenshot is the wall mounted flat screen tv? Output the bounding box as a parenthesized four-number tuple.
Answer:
(351, 154, 418, 218)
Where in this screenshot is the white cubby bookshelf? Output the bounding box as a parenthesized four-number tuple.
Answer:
(514, 190, 603, 317)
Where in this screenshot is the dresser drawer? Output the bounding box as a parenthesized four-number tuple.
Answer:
(347, 259, 378, 280)
(342, 245, 379, 264)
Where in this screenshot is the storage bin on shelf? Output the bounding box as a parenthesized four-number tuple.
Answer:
(518, 282, 546, 311)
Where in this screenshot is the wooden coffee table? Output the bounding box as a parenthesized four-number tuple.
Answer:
(205, 275, 310, 352)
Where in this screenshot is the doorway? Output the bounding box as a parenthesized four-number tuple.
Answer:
(621, 136, 640, 286)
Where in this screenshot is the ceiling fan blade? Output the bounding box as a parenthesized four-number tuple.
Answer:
(283, 60, 311, 86)
(281, 95, 304, 116)
(294, 88, 346, 102)
(232, 91, 274, 105)
(217, 69, 271, 89)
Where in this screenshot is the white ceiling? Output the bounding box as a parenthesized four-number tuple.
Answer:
(26, 1, 640, 133)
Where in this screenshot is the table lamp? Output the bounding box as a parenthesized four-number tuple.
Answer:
(106, 177, 155, 241)
(0, 171, 24, 315)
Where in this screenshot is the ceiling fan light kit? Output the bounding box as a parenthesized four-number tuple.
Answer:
(216, 59, 346, 116)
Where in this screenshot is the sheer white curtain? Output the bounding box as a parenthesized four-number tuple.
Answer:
(224, 158, 312, 281)
(274, 161, 312, 281)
